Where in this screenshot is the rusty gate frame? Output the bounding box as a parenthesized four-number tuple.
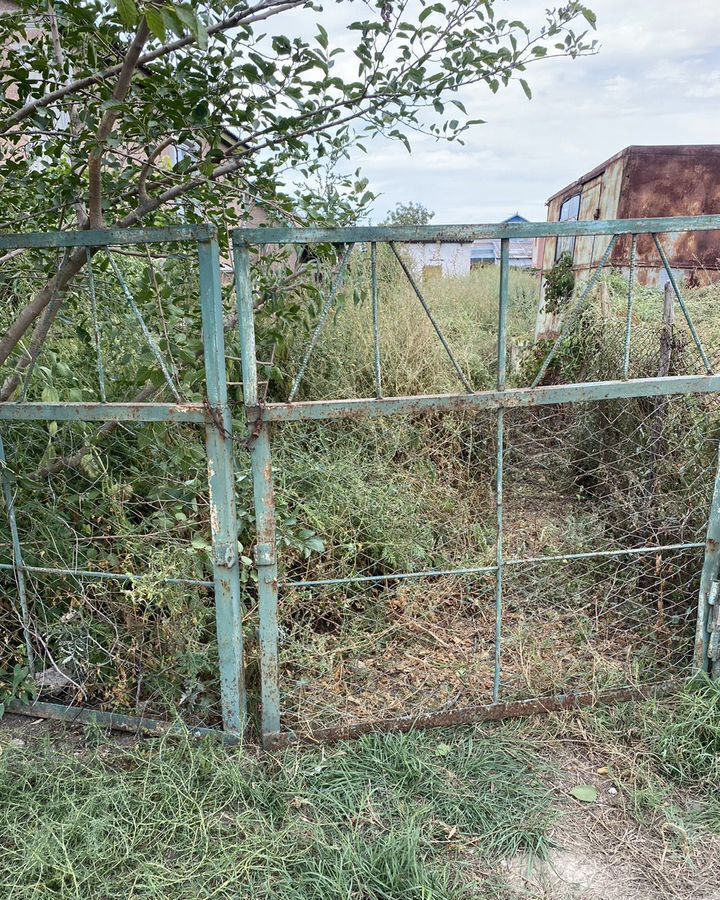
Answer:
(3, 216, 720, 747)
(1, 224, 246, 738)
(232, 215, 720, 749)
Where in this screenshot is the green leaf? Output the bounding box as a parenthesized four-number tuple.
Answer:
(570, 785, 597, 803)
(519, 78, 532, 99)
(195, 17, 208, 50)
(435, 743, 452, 757)
(115, 0, 138, 28)
(161, 7, 185, 38)
(174, 4, 196, 31)
(316, 24, 328, 50)
(41, 385, 59, 403)
(145, 7, 166, 42)
(582, 8, 598, 28)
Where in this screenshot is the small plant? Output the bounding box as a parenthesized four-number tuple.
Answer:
(0, 664, 37, 719)
(543, 251, 575, 313)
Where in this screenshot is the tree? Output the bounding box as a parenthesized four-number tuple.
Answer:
(0, 0, 598, 388)
(383, 202, 435, 227)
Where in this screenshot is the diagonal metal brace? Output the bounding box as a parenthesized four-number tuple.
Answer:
(532, 234, 619, 388)
(288, 244, 355, 402)
(652, 234, 713, 375)
(390, 242, 473, 393)
(107, 251, 181, 401)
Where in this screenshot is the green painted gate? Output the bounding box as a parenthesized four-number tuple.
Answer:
(2, 216, 720, 747)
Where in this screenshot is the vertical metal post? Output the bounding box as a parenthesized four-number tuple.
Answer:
(233, 239, 281, 740)
(371, 242, 382, 399)
(493, 238, 510, 702)
(622, 234, 637, 379)
(695, 447, 720, 674)
(198, 232, 246, 733)
(0, 432, 35, 675)
(86, 248, 106, 403)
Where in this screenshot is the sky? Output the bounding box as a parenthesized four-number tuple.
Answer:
(308, 0, 720, 223)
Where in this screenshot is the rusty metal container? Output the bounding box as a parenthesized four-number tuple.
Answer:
(535, 146, 720, 287)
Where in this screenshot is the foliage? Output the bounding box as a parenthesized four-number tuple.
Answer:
(1, 1, 598, 237)
(542, 250, 575, 313)
(0, 665, 37, 719)
(382, 201, 435, 227)
(650, 675, 720, 786)
(0, 724, 555, 898)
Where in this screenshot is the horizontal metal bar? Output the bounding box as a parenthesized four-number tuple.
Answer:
(283, 564, 497, 588)
(4, 543, 698, 592)
(253, 374, 720, 423)
(263, 681, 681, 748)
(232, 215, 720, 246)
(512, 541, 704, 568)
(0, 561, 213, 588)
(9, 682, 679, 751)
(0, 225, 215, 250)
(281, 542, 704, 589)
(5, 699, 238, 743)
(0, 402, 207, 423)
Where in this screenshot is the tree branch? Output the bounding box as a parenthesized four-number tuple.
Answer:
(137, 136, 175, 206)
(0, 273, 66, 402)
(48, 0, 88, 229)
(88, 17, 150, 227)
(1, 0, 306, 134)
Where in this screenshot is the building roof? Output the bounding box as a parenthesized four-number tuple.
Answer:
(546, 145, 720, 205)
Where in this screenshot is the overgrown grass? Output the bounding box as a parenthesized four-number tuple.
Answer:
(572, 675, 720, 841)
(3, 679, 720, 898)
(0, 722, 555, 899)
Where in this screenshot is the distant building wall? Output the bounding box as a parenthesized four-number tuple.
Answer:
(405, 242, 472, 278)
(472, 237, 533, 269)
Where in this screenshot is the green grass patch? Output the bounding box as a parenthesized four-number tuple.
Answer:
(0, 722, 556, 899)
(576, 677, 720, 842)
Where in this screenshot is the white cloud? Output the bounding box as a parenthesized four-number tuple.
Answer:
(324, 0, 720, 222)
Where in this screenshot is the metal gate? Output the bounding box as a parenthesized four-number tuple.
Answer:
(2, 216, 720, 747)
(232, 216, 720, 749)
(1, 225, 246, 737)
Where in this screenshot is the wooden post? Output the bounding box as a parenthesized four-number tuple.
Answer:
(598, 281, 610, 320)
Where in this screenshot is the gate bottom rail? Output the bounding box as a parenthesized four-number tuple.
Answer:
(6, 680, 681, 750)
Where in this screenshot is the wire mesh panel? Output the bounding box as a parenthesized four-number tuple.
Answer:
(233, 217, 720, 748)
(501, 549, 702, 701)
(1, 226, 245, 736)
(270, 414, 497, 735)
(0, 420, 220, 724)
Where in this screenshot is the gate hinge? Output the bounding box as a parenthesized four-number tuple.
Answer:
(254, 541, 276, 567)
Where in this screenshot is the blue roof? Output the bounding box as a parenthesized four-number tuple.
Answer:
(502, 213, 529, 224)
